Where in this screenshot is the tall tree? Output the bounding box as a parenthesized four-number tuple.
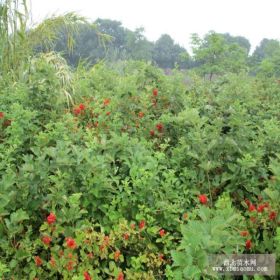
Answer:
(191, 31, 248, 80)
(250, 39, 280, 78)
(152, 34, 190, 69)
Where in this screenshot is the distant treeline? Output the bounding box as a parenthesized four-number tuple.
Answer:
(49, 18, 280, 78)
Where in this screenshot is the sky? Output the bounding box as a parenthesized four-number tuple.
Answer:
(30, 0, 280, 53)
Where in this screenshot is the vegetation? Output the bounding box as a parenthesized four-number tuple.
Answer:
(0, 1, 279, 279)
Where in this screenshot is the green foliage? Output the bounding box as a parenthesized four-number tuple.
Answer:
(171, 194, 245, 279)
(0, 6, 280, 277)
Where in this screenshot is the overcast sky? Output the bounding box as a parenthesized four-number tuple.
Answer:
(30, 0, 280, 53)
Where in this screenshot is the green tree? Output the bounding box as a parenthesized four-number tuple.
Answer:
(191, 31, 248, 80)
(222, 33, 251, 54)
(250, 39, 280, 77)
(152, 34, 190, 69)
(125, 27, 153, 61)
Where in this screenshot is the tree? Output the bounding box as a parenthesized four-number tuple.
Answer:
(152, 34, 190, 69)
(191, 32, 248, 80)
(125, 27, 153, 61)
(251, 39, 280, 78)
(250, 39, 280, 77)
(221, 33, 251, 55)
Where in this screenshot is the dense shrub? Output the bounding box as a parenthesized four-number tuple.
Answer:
(0, 61, 279, 279)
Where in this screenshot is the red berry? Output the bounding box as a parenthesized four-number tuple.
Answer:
(138, 112, 144, 118)
(0, 112, 4, 118)
(159, 229, 166, 237)
(106, 111, 111, 116)
(198, 194, 208, 205)
(153, 88, 158, 96)
(47, 213, 56, 225)
(150, 129, 155, 137)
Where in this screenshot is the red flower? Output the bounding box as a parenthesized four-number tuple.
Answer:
(103, 98, 110, 106)
(139, 220, 145, 230)
(66, 260, 74, 271)
(153, 88, 158, 96)
(47, 213, 56, 225)
(59, 250, 64, 257)
(269, 211, 277, 221)
(198, 194, 208, 205)
(49, 256, 56, 268)
(245, 239, 252, 250)
(257, 204, 265, 213)
(117, 272, 124, 280)
(87, 252, 94, 259)
(66, 237, 76, 249)
(103, 236, 110, 246)
(250, 217, 256, 223)
(263, 202, 270, 208)
(0, 112, 4, 118)
(3, 119, 11, 127)
(240, 231, 249, 237)
(42, 236, 52, 246)
(249, 204, 256, 212)
(138, 112, 144, 118)
(159, 229, 166, 237)
(84, 272, 91, 280)
(79, 103, 86, 110)
(156, 123, 163, 132)
(114, 250, 121, 261)
(34, 256, 43, 266)
(150, 129, 155, 137)
(73, 107, 81, 116)
(244, 199, 251, 207)
(123, 232, 130, 240)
